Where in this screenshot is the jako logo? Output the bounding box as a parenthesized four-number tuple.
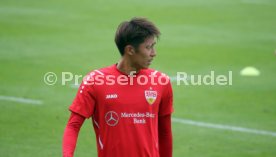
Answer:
(106, 94, 118, 99)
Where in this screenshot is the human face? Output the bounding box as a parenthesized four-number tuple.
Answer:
(131, 36, 157, 70)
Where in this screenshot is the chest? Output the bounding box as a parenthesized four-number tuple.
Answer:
(94, 84, 162, 113)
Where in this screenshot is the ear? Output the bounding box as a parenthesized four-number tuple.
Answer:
(125, 45, 135, 56)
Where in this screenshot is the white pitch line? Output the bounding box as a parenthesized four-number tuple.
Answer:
(70, 83, 80, 89)
(0, 95, 43, 105)
(169, 76, 178, 82)
(169, 75, 190, 82)
(173, 118, 276, 137)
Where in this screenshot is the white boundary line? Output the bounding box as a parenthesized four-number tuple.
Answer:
(169, 75, 190, 82)
(70, 83, 80, 88)
(0, 95, 43, 105)
(173, 118, 276, 137)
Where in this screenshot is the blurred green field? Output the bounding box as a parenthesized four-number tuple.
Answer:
(1, 0, 276, 156)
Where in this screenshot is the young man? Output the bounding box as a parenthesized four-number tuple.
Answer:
(62, 17, 173, 157)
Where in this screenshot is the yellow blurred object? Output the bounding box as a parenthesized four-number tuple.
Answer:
(240, 66, 260, 76)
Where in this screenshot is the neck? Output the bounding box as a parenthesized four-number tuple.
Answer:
(116, 58, 140, 75)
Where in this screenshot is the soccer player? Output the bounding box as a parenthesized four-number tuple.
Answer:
(62, 17, 173, 157)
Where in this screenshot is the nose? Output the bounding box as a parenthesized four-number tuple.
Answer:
(150, 48, 156, 57)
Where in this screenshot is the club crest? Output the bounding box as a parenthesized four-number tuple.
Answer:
(145, 88, 157, 105)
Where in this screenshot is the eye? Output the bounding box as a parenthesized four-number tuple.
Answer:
(146, 45, 154, 50)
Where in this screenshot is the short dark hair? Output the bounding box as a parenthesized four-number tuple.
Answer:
(115, 17, 160, 56)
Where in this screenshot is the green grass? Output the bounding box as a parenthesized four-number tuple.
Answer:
(1, 0, 276, 156)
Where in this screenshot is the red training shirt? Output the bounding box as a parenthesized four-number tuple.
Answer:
(69, 64, 173, 157)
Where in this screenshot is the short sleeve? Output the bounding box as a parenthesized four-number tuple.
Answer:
(69, 74, 96, 118)
(159, 80, 174, 116)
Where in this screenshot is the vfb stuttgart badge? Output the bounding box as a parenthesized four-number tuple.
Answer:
(145, 88, 157, 105)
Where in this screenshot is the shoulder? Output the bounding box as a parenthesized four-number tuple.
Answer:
(85, 64, 116, 78)
(82, 65, 115, 85)
(144, 68, 170, 79)
(143, 68, 171, 86)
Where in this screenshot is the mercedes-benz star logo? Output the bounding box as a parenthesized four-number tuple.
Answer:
(105, 111, 119, 126)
